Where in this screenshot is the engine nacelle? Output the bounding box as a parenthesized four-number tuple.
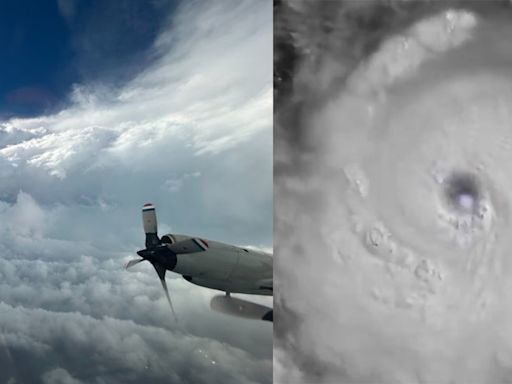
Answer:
(160, 234, 192, 244)
(210, 295, 273, 322)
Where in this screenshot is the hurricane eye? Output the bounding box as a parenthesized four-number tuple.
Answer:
(443, 172, 480, 214)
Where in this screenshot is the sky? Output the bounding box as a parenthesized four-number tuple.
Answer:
(0, 0, 179, 118)
(275, 1, 512, 383)
(0, 1, 272, 383)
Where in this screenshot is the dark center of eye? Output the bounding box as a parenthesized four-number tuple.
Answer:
(443, 172, 480, 213)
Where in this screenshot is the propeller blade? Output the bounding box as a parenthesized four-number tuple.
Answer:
(142, 204, 159, 249)
(151, 262, 178, 321)
(125, 258, 144, 269)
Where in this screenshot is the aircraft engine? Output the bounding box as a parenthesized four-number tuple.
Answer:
(160, 234, 192, 244)
(160, 234, 175, 244)
(210, 295, 273, 322)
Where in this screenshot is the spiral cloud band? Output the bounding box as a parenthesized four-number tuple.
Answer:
(276, 5, 512, 383)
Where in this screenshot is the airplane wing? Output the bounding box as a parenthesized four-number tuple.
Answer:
(165, 238, 209, 254)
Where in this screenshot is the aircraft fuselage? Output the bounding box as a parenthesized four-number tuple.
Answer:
(167, 236, 272, 295)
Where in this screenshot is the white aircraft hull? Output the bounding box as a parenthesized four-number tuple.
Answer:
(172, 238, 273, 295)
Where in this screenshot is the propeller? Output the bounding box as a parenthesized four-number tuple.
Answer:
(125, 258, 144, 269)
(125, 203, 178, 320)
(151, 261, 177, 320)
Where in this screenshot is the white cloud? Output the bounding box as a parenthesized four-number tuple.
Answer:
(163, 171, 201, 193)
(0, 302, 270, 384)
(275, 4, 512, 384)
(42, 368, 83, 384)
(1, 1, 272, 178)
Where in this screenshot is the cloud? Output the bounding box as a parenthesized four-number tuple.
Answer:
(163, 171, 201, 193)
(0, 1, 272, 383)
(275, 3, 512, 383)
(41, 368, 82, 384)
(0, 302, 271, 384)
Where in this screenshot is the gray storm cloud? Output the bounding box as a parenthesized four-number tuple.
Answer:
(0, 1, 272, 383)
(275, 1, 512, 383)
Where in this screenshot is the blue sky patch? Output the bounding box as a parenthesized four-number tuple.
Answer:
(0, 0, 176, 117)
